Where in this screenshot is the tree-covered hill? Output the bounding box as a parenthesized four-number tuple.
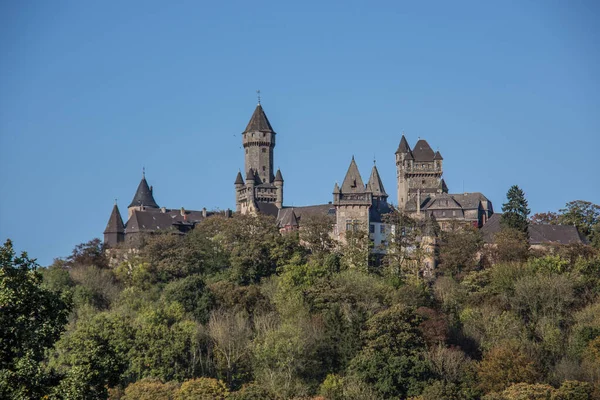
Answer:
(2, 205, 600, 399)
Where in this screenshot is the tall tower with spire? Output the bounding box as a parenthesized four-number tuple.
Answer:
(395, 135, 445, 210)
(128, 171, 159, 218)
(235, 101, 284, 214)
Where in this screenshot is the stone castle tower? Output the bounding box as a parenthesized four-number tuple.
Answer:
(235, 103, 284, 214)
(333, 157, 390, 243)
(395, 135, 447, 210)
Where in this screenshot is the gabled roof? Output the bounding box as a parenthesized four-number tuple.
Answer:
(274, 169, 284, 182)
(366, 165, 387, 197)
(481, 214, 584, 245)
(412, 139, 436, 161)
(277, 208, 299, 228)
(234, 171, 244, 185)
(244, 104, 275, 133)
(128, 176, 159, 208)
(434, 151, 443, 160)
(396, 135, 411, 154)
(125, 208, 209, 233)
(340, 157, 366, 193)
(256, 202, 279, 217)
(426, 193, 462, 210)
(104, 204, 125, 234)
(450, 192, 489, 210)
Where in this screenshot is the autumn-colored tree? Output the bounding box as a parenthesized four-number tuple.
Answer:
(175, 378, 229, 400)
(477, 343, 540, 393)
(122, 378, 180, 400)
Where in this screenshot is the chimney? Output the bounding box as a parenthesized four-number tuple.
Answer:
(202, 207, 207, 218)
(180, 207, 187, 221)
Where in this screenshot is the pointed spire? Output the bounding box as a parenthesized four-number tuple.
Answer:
(234, 171, 244, 185)
(274, 169, 283, 182)
(128, 175, 159, 208)
(366, 165, 388, 197)
(244, 104, 275, 133)
(333, 182, 340, 194)
(104, 203, 125, 234)
(396, 135, 411, 154)
(434, 150, 443, 160)
(245, 168, 256, 181)
(340, 158, 366, 193)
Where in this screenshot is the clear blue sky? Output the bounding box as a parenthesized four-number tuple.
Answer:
(1, 1, 598, 266)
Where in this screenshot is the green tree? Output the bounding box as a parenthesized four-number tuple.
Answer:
(162, 274, 215, 323)
(439, 224, 483, 278)
(0, 239, 71, 399)
(348, 304, 432, 398)
(66, 238, 109, 268)
(558, 200, 600, 248)
(501, 185, 530, 233)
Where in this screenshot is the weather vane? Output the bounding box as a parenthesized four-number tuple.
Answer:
(256, 90, 261, 105)
(142, 166, 145, 177)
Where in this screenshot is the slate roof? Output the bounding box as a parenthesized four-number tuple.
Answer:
(104, 204, 125, 234)
(255, 202, 280, 217)
(333, 182, 340, 194)
(244, 104, 275, 133)
(274, 169, 283, 182)
(366, 165, 388, 197)
(450, 192, 489, 210)
(234, 171, 244, 185)
(246, 168, 256, 181)
(434, 151, 443, 160)
(277, 208, 299, 228)
(396, 135, 411, 154)
(128, 177, 159, 208)
(340, 157, 366, 193)
(125, 208, 207, 233)
(480, 213, 584, 245)
(412, 139, 436, 161)
(427, 193, 463, 210)
(278, 204, 335, 224)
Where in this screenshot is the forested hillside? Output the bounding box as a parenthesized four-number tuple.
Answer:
(2, 203, 600, 399)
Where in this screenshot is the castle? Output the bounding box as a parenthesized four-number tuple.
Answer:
(104, 101, 495, 248)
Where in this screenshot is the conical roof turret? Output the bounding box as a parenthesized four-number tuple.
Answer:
(246, 168, 256, 182)
(396, 135, 411, 154)
(274, 169, 284, 182)
(128, 174, 159, 208)
(244, 104, 275, 133)
(234, 171, 244, 185)
(366, 165, 388, 197)
(104, 203, 125, 234)
(340, 157, 366, 193)
(433, 151, 443, 160)
(333, 182, 340, 194)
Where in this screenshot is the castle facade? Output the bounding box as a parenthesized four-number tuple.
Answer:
(104, 102, 494, 248)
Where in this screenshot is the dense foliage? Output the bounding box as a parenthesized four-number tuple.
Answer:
(2, 199, 600, 399)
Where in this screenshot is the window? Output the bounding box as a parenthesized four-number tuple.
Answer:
(422, 180, 426, 184)
(262, 148, 266, 153)
(262, 166, 266, 171)
(346, 220, 353, 231)
(380, 225, 385, 234)
(245, 149, 248, 154)
(370, 224, 375, 233)
(442, 211, 446, 217)
(452, 210, 456, 216)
